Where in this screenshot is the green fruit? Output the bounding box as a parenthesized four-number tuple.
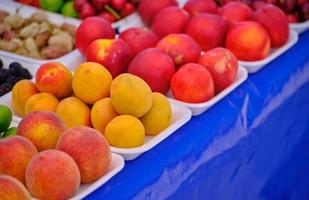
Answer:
(2, 127, 17, 138)
(40, 0, 64, 12)
(0, 105, 12, 133)
(61, 1, 79, 18)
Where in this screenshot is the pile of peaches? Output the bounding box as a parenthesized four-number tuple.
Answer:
(74, 0, 290, 103)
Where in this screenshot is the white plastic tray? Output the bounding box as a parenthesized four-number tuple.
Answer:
(0, 1, 84, 75)
(110, 100, 192, 160)
(239, 30, 298, 74)
(168, 66, 248, 116)
(289, 20, 309, 34)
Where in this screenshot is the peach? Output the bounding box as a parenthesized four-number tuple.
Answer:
(156, 33, 201, 67)
(24, 92, 59, 115)
(185, 13, 228, 51)
(56, 97, 91, 128)
(253, 5, 289, 47)
(76, 17, 115, 54)
(85, 39, 134, 78)
(171, 63, 214, 103)
(138, 0, 178, 25)
(72, 62, 112, 104)
(151, 6, 190, 38)
(0, 175, 31, 200)
(91, 98, 118, 134)
(225, 21, 270, 61)
(35, 62, 73, 99)
(119, 27, 159, 55)
(25, 150, 80, 200)
(198, 47, 238, 93)
(17, 111, 66, 151)
(0, 136, 37, 184)
(56, 126, 111, 184)
(12, 80, 39, 117)
(184, 0, 218, 16)
(220, 2, 253, 24)
(128, 48, 176, 94)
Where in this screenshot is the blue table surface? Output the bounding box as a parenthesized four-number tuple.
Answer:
(85, 30, 309, 200)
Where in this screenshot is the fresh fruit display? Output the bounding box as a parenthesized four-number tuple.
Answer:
(0, 61, 32, 97)
(17, 0, 140, 22)
(0, 10, 77, 59)
(0, 175, 31, 200)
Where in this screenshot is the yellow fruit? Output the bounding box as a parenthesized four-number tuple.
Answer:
(110, 73, 152, 118)
(25, 93, 59, 115)
(12, 80, 39, 117)
(72, 62, 112, 104)
(91, 98, 118, 134)
(104, 115, 145, 148)
(56, 97, 91, 128)
(140, 92, 172, 135)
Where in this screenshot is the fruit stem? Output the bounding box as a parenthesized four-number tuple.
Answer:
(104, 5, 121, 20)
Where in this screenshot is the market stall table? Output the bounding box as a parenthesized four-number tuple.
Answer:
(83, 30, 309, 199)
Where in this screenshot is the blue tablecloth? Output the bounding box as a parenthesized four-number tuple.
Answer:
(85, 30, 309, 200)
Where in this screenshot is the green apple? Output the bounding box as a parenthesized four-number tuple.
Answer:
(40, 0, 64, 12)
(61, 1, 79, 18)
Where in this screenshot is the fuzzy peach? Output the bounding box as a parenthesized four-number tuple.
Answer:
(225, 21, 270, 61)
(56, 126, 111, 184)
(0, 136, 37, 184)
(17, 111, 66, 151)
(0, 175, 31, 200)
(86, 39, 134, 78)
(25, 150, 80, 200)
(35, 62, 72, 99)
(156, 33, 201, 67)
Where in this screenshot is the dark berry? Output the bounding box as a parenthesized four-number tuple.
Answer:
(9, 62, 22, 69)
(0, 69, 9, 84)
(0, 59, 3, 69)
(19, 68, 32, 79)
(0, 83, 11, 96)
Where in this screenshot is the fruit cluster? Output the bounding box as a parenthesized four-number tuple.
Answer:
(0, 10, 76, 59)
(0, 110, 111, 199)
(0, 61, 32, 96)
(11, 61, 172, 148)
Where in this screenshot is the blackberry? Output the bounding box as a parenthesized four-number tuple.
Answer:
(0, 59, 3, 69)
(0, 83, 11, 96)
(0, 69, 9, 84)
(9, 62, 22, 69)
(19, 68, 32, 79)
(9, 62, 23, 76)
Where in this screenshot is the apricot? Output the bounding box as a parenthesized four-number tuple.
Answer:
(0, 136, 37, 184)
(104, 115, 145, 148)
(110, 73, 153, 118)
(72, 62, 112, 104)
(24, 92, 59, 115)
(85, 39, 134, 78)
(140, 93, 172, 135)
(35, 62, 73, 99)
(156, 33, 201, 66)
(0, 175, 31, 200)
(151, 6, 190, 38)
(185, 13, 228, 51)
(225, 21, 270, 61)
(17, 111, 66, 151)
(91, 98, 118, 134)
(25, 150, 80, 200)
(56, 97, 91, 128)
(119, 27, 159, 56)
(11, 80, 39, 117)
(56, 126, 111, 183)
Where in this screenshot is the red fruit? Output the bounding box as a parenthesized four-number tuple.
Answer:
(184, 0, 218, 16)
(93, 0, 110, 10)
(253, 5, 289, 47)
(171, 63, 214, 103)
(75, 17, 115, 54)
(220, 2, 253, 24)
(79, 3, 96, 19)
(74, 0, 88, 12)
(287, 13, 298, 23)
(185, 13, 228, 51)
(251, 1, 268, 11)
(302, 3, 309, 20)
(99, 11, 116, 23)
(119, 27, 159, 55)
(111, 0, 126, 10)
(138, 0, 178, 25)
(17, 0, 33, 4)
(198, 47, 238, 93)
(31, 0, 40, 7)
(121, 2, 136, 17)
(151, 6, 190, 38)
(128, 48, 176, 94)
